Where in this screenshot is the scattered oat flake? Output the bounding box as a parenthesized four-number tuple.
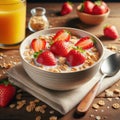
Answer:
(16, 93, 22, 100)
(107, 98, 112, 101)
(107, 106, 110, 109)
(115, 97, 119, 100)
(95, 116, 101, 120)
(34, 99, 40, 103)
(92, 103, 99, 109)
(36, 115, 41, 120)
(90, 114, 94, 118)
(101, 109, 104, 112)
(9, 104, 16, 108)
(112, 103, 120, 109)
(50, 110, 55, 114)
(26, 105, 35, 112)
(16, 100, 26, 110)
(35, 106, 45, 114)
(105, 90, 113, 97)
(97, 100, 105, 106)
(114, 89, 120, 94)
(49, 116, 57, 120)
(16, 104, 24, 110)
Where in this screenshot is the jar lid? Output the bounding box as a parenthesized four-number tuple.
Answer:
(31, 7, 46, 16)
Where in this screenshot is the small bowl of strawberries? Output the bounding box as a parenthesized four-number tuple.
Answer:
(76, 0, 110, 25)
(20, 27, 104, 91)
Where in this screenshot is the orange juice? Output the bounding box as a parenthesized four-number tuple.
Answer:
(0, 0, 26, 45)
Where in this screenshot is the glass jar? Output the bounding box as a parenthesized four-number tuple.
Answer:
(28, 7, 49, 32)
(0, 0, 26, 49)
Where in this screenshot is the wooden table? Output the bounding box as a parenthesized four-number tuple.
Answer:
(0, 2, 120, 120)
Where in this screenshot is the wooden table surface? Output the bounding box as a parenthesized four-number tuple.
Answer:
(0, 2, 120, 120)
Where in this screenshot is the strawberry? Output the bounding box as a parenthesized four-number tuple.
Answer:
(50, 40, 69, 57)
(82, 1, 95, 14)
(36, 50, 56, 66)
(92, 1, 108, 15)
(53, 29, 71, 42)
(104, 25, 119, 39)
(75, 37, 94, 49)
(61, 2, 73, 16)
(66, 48, 86, 66)
(0, 80, 16, 107)
(30, 38, 46, 52)
(101, 1, 109, 10)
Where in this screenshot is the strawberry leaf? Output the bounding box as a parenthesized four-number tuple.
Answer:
(94, 0, 102, 6)
(33, 50, 42, 58)
(67, 1, 73, 6)
(79, 3, 84, 12)
(73, 46, 85, 53)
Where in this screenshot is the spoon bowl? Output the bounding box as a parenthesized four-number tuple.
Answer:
(101, 53, 120, 77)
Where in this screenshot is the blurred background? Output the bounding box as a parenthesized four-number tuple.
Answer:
(27, 0, 120, 2)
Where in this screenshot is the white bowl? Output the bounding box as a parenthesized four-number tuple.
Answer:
(20, 27, 104, 91)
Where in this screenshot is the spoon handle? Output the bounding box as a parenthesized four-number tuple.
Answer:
(76, 81, 101, 114)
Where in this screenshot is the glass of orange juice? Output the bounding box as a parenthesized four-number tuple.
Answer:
(0, 0, 26, 48)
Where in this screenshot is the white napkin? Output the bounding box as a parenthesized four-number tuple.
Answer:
(7, 49, 120, 115)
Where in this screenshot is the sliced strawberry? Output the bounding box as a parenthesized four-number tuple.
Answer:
(0, 80, 16, 107)
(75, 37, 94, 49)
(104, 25, 119, 39)
(66, 48, 86, 66)
(30, 38, 46, 52)
(53, 30, 71, 42)
(50, 40, 69, 57)
(36, 50, 56, 66)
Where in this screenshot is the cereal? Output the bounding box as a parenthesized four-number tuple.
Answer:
(26, 105, 35, 112)
(115, 97, 119, 100)
(23, 32, 100, 73)
(16, 100, 26, 110)
(9, 104, 16, 108)
(71, 67, 78, 72)
(95, 116, 101, 120)
(106, 45, 117, 51)
(92, 103, 99, 109)
(36, 115, 41, 120)
(49, 116, 57, 120)
(35, 105, 46, 114)
(101, 109, 104, 112)
(97, 100, 105, 106)
(112, 103, 120, 109)
(34, 99, 40, 103)
(16, 93, 22, 100)
(107, 98, 112, 101)
(107, 106, 110, 109)
(105, 89, 113, 97)
(41, 104, 47, 109)
(49, 110, 55, 114)
(114, 89, 120, 94)
(90, 114, 94, 118)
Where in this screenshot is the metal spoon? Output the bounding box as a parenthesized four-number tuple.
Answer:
(76, 53, 120, 115)
(60, 53, 120, 120)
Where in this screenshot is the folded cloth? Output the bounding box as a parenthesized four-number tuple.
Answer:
(7, 49, 120, 115)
